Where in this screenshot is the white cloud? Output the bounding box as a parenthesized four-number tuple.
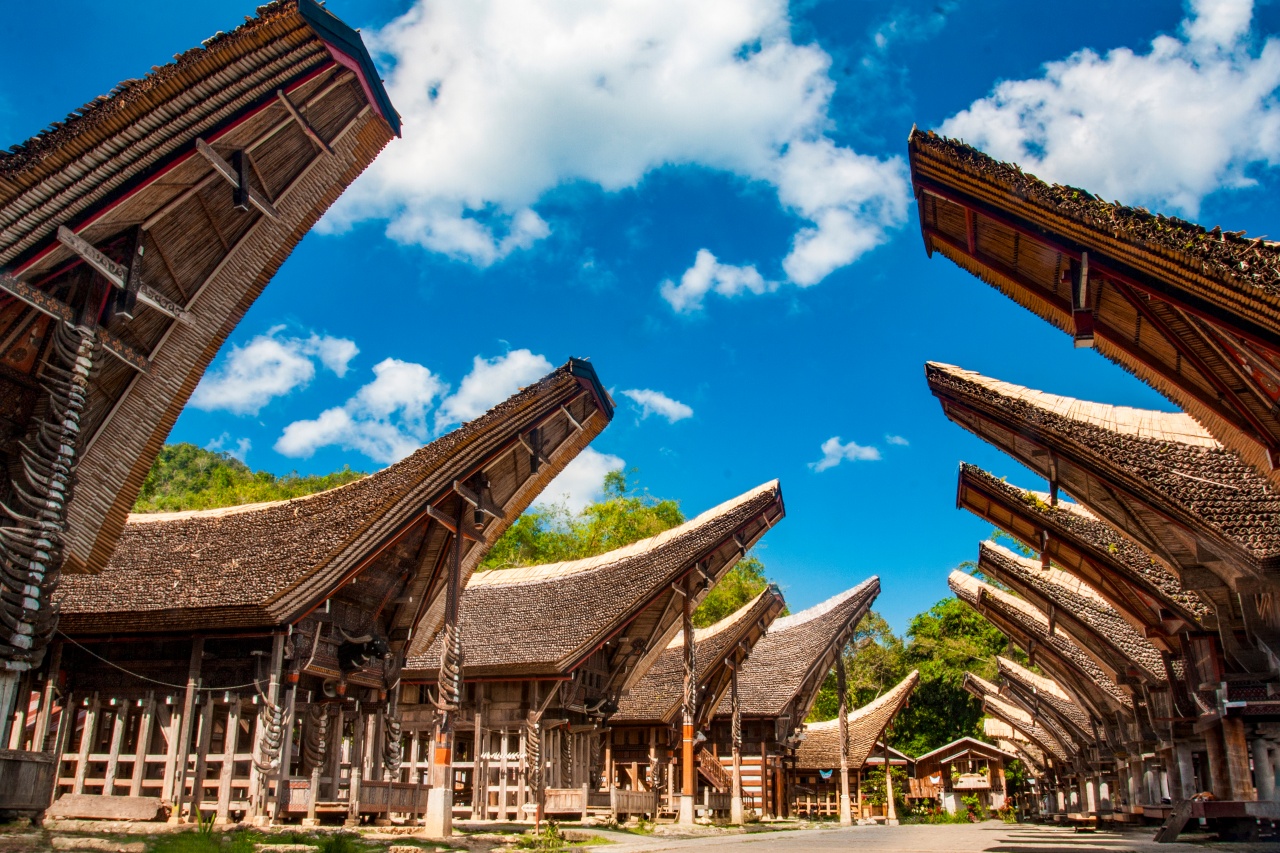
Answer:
(621, 388, 694, 423)
(537, 447, 625, 512)
(940, 0, 1280, 215)
(190, 327, 359, 415)
(885, 434, 909, 446)
(809, 436, 881, 472)
(326, 0, 908, 292)
(206, 432, 252, 463)
(660, 250, 776, 313)
(275, 357, 448, 463)
(435, 349, 554, 430)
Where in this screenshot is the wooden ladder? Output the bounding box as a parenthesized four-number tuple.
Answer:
(1153, 801, 1194, 844)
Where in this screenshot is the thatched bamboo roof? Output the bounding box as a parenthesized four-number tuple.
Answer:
(909, 129, 1280, 487)
(995, 656, 1092, 746)
(57, 359, 612, 640)
(978, 542, 1166, 687)
(793, 670, 920, 770)
(928, 363, 1280, 600)
(957, 464, 1211, 642)
(404, 481, 786, 682)
(716, 578, 879, 721)
(963, 676, 1073, 765)
(948, 570, 1131, 715)
(611, 585, 785, 726)
(1, 0, 398, 573)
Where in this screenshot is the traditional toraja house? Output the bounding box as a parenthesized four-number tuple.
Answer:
(911, 735, 1020, 816)
(908, 129, 1280, 489)
(399, 482, 786, 828)
(708, 578, 880, 820)
(607, 586, 785, 823)
(956, 464, 1213, 658)
(928, 362, 1280, 834)
(0, 0, 399, 813)
(790, 670, 919, 821)
(985, 717, 1048, 777)
(37, 360, 612, 825)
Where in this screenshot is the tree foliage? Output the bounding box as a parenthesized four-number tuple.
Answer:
(133, 443, 365, 512)
(482, 469, 772, 625)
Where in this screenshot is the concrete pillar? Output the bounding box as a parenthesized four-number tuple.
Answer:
(1252, 737, 1275, 802)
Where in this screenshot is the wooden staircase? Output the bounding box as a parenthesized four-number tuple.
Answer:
(1153, 801, 1194, 844)
(697, 746, 732, 792)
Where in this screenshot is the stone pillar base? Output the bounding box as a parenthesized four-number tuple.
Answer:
(730, 796, 744, 825)
(301, 818, 321, 827)
(678, 794, 695, 825)
(423, 788, 453, 837)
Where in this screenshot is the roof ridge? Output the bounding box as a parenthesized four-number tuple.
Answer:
(770, 576, 879, 632)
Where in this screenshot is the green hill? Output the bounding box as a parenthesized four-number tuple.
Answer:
(132, 443, 365, 513)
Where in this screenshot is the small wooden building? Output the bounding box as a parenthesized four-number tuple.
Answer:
(912, 737, 1019, 815)
(707, 579, 880, 819)
(399, 482, 786, 825)
(39, 360, 611, 824)
(608, 587, 785, 821)
(791, 670, 919, 819)
(0, 0, 400, 813)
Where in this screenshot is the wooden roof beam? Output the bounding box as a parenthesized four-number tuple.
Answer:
(195, 138, 280, 219)
(55, 226, 191, 325)
(275, 88, 334, 157)
(0, 272, 148, 372)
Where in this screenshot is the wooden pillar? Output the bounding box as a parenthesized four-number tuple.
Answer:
(347, 705, 364, 825)
(730, 669, 744, 824)
(856, 767, 863, 818)
(328, 707, 344, 801)
(1253, 736, 1276, 802)
(472, 684, 485, 818)
(130, 694, 156, 797)
(883, 738, 898, 825)
(678, 575, 696, 825)
(498, 728, 510, 821)
(425, 503, 466, 838)
(7, 670, 33, 750)
(31, 641, 62, 752)
(1204, 722, 1232, 800)
(215, 699, 242, 823)
(248, 633, 285, 821)
(160, 705, 180, 806)
(72, 694, 99, 794)
(271, 675, 299, 823)
(761, 738, 771, 818)
(170, 637, 204, 823)
(102, 701, 128, 796)
(190, 697, 215, 820)
(836, 656, 851, 826)
(1220, 717, 1255, 801)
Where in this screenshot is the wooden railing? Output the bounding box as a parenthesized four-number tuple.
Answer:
(697, 746, 732, 792)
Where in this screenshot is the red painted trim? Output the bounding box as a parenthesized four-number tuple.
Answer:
(323, 42, 389, 129)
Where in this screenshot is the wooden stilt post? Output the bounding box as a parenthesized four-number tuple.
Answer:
(499, 728, 510, 821)
(170, 637, 204, 823)
(327, 706, 342, 802)
(678, 575, 696, 825)
(8, 670, 33, 750)
(102, 701, 128, 796)
(425, 500, 467, 838)
(160, 705, 179, 807)
(1221, 717, 1255, 801)
(883, 737, 898, 825)
(249, 633, 285, 821)
(271, 674, 298, 823)
(72, 694, 99, 794)
(347, 703, 364, 826)
(473, 683, 485, 818)
(836, 656, 851, 826)
(32, 640, 62, 752)
(130, 693, 156, 797)
(190, 697, 215, 820)
(761, 738, 771, 819)
(216, 698, 241, 824)
(1205, 722, 1231, 801)
(730, 667, 745, 825)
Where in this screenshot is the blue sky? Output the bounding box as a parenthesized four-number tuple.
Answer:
(5, 0, 1280, 632)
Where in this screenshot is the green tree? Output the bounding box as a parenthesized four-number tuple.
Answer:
(691, 556, 770, 628)
(133, 443, 364, 512)
(808, 611, 906, 721)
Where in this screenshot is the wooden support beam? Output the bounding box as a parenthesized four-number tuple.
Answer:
(32, 640, 62, 751)
(72, 694, 99, 794)
(424, 504, 483, 540)
(0, 272, 150, 371)
(452, 479, 503, 519)
(102, 701, 128, 796)
(191, 698, 215, 819)
(195, 138, 280, 219)
(276, 89, 334, 156)
(55, 226, 193, 324)
(217, 699, 241, 823)
(170, 638, 204, 823)
(130, 693, 156, 797)
(561, 405, 583, 432)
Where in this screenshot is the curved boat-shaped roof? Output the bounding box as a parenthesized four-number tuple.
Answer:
(949, 570, 1131, 715)
(909, 129, 1280, 487)
(58, 359, 612, 635)
(407, 481, 786, 680)
(968, 678, 1073, 766)
(794, 670, 920, 770)
(612, 586, 785, 725)
(2, 0, 399, 573)
(719, 578, 879, 720)
(956, 464, 1211, 638)
(996, 656, 1092, 747)
(979, 542, 1166, 687)
(928, 362, 1280, 586)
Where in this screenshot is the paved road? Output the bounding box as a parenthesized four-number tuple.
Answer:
(582, 822, 1265, 853)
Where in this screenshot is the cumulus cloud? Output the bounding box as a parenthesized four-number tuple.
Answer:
(206, 432, 252, 463)
(885, 434, 909, 446)
(660, 250, 776, 314)
(940, 0, 1280, 214)
(327, 0, 907, 296)
(435, 349, 554, 430)
(190, 327, 358, 415)
(621, 388, 694, 423)
(275, 357, 448, 463)
(809, 436, 882, 472)
(537, 447, 626, 512)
